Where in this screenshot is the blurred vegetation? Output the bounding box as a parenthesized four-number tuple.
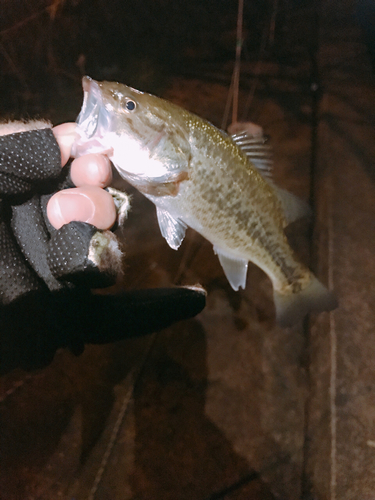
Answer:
(0, 0, 271, 120)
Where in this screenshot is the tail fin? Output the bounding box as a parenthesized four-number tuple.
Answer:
(274, 275, 338, 327)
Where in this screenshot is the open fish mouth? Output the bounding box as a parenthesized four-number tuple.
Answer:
(77, 76, 102, 138)
(73, 76, 112, 157)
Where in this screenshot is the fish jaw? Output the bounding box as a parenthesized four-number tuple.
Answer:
(72, 77, 114, 157)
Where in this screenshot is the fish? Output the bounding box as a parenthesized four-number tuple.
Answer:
(72, 76, 337, 326)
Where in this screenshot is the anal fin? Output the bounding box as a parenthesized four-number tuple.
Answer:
(214, 247, 248, 291)
(157, 207, 187, 250)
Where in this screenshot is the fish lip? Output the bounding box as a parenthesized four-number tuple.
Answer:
(76, 76, 103, 137)
(82, 75, 93, 93)
(73, 76, 109, 157)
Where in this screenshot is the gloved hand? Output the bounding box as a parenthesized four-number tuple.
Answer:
(0, 121, 205, 374)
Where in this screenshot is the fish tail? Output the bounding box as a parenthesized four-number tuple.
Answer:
(274, 274, 338, 327)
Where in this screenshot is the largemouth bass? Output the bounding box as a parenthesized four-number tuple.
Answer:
(73, 76, 337, 326)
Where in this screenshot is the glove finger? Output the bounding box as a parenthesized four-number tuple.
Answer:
(77, 286, 207, 344)
(47, 221, 122, 288)
(0, 287, 90, 374)
(42, 186, 129, 290)
(0, 286, 206, 374)
(0, 201, 44, 304)
(0, 128, 61, 196)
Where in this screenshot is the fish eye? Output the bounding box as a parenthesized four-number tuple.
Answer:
(124, 99, 136, 111)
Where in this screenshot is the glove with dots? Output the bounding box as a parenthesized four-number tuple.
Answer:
(0, 124, 205, 374)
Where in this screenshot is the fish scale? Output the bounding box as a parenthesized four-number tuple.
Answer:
(73, 76, 337, 326)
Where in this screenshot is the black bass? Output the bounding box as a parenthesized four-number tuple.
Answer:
(73, 76, 337, 326)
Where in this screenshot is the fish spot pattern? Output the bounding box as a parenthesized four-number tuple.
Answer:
(176, 115, 308, 289)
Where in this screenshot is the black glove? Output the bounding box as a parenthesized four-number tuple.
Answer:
(0, 127, 205, 374)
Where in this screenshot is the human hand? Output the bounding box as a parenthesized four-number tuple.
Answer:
(47, 122, 117, 231)
(0, 121, 205, 374)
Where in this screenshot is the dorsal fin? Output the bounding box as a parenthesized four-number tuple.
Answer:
(230, 131, 273, 180)
(272, 185, 311, 225)
(231, 129, 310, 226)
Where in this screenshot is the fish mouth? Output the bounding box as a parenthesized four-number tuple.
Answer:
(77, 76, 102, 138)
(72, 76, 112, 157)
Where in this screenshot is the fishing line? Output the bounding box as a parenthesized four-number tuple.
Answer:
(221, 0, 244, 130)
(241, 8, 273, 121)
(221, 70, 236, 131)
(222, 0, 278, 129)
(232, 0, 244, 125)
(268, 0, 279, 49)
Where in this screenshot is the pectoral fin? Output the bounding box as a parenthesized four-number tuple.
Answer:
(157, 208, 187, 250)
(214, 247, 248, 290)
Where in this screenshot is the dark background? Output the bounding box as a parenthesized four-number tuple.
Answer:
(0, 0, 320, 121)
